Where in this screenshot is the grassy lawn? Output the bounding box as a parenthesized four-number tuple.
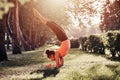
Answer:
(0, 47, 120, 80)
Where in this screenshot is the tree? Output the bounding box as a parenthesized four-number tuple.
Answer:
(0, 14, 8, 61)
(100, 0, 120, 32)
(11, 0, 22, 54)
(0, 0, 13, 61)
(7, 0, 34, 53)
(65, 0, 104, 37)
(0, 0, 33, 61)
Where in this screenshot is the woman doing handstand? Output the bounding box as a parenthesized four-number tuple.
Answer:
(33, 8, 70, 68)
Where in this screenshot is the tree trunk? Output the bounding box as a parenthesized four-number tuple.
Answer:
(12, 0, 21, 54)
(6, 32, 10, 50)
(7, 9, 21, 53)
(19, 1, 37, 50)
(0, 15, 8, 61)
(34, 25, 38, 47)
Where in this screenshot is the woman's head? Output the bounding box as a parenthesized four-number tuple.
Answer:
(45, 50, 55, 60)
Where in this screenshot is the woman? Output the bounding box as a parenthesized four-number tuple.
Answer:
(33, 8, 70, 68)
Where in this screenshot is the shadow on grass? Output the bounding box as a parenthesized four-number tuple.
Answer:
(30, 67, 60, 79)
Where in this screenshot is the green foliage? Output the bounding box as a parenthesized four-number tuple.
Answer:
(18, 0, 31, 5)
(79, 35, 105, 54)
(0, 0, 35, 19)
(66, 0, 105, 28)
(102, 31, 119, 48)
(0, 0, 14, 19)
(100, 0, 120, 31)
(79, 30, 120, 56)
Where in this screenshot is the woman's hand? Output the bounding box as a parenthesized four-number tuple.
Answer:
(46, 64, 52, 68)
(46, 64, 57, 68)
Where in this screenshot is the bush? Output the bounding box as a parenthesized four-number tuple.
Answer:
(79, 30, 120, 56)
(102, 31, 120, 57)
(79, 37, 88, 51)
(70, 39, 80, 48)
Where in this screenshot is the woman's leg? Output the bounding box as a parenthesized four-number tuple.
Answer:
(46, 21, 68, 41)
(33, 8, 47, 25)
(33, 8, 68, 41)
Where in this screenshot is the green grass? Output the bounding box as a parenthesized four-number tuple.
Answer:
(1, 50, 46, 67)
(0, 48, 120, 80)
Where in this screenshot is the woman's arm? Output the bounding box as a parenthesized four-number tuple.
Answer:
(55, 51, 60, 67)
(60, 57, 64, 66)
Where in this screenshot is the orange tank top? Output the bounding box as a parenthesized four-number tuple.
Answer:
(57, 39, 70, 57)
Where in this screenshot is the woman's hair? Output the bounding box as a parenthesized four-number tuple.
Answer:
(45, 50, 55, 58)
